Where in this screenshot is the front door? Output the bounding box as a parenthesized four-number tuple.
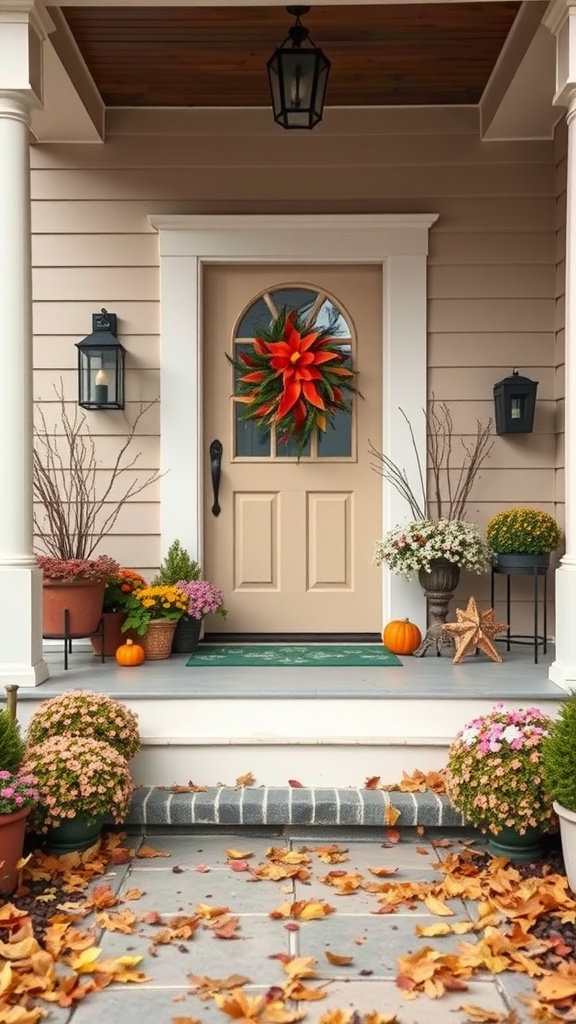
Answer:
(203, 263, 383, 634)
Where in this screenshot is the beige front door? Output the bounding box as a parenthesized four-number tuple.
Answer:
(203, 263, 383, 634)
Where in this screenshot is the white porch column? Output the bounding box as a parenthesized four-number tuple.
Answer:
(0, 3, 49, 686)
(546, 2, 576, 690)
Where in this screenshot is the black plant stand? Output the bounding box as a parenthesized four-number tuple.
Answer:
(43, 609, 105, 670)
(490, 562, 548, 664)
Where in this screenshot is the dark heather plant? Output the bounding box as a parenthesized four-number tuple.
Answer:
(151, 539, 202, 585)
(542, 693, 576, 812)
(369, 398, 494, 521)
(33, 381, 162, 559)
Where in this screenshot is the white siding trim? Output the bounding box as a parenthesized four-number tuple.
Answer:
(149, 213, 438, 624)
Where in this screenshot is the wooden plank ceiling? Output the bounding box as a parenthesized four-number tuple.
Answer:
(59, 3, 521, 108)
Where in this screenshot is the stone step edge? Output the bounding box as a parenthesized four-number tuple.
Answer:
(126, 786, 466, 829)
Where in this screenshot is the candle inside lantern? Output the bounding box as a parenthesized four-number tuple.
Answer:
(511, 398, 522, 420)
(94, 369, 109, 405)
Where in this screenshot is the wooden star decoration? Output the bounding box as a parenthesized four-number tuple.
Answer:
(442, 597, 508, 664)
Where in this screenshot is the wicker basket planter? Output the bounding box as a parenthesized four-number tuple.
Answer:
(141, 619, 178, 660)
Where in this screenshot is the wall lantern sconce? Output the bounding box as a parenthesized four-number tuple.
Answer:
(76, 309, 125, 410)
(267, 5, 330, 130)
(493, 369, 538, 435)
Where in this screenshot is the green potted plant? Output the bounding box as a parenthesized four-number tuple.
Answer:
(0, 769, 39, 894)
(444, 703, 556, 861)
(151, 540, 202, 585)
(122, 584, 188, 660)
(0, 708, 25, 773)
(172, 579, 227, 653)
(21, 735, 133, 853)
(486, 507, 561, 570)
(542, 694, 576, 892)
(25, 690, 140, 761)
(91, 567, 147, 657)
(36, 553, 120, 639)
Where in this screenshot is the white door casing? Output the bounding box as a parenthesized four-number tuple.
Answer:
(148, 213, 438, 630)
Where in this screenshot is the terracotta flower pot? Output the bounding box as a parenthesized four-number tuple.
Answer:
(42, 579, 105, 638)
(90, 611, 138, 657)
(0, 806, 30, 895)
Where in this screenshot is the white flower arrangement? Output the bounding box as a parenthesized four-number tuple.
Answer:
(373, 518, 492, 580)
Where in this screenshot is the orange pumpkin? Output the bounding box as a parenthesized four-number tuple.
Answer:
(115, 638, 145, 666)
(382, 618, 422, 655)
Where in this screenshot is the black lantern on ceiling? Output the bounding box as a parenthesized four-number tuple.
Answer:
(267, 5, 330, 130)
(493, 369, 538, 435)
(76, 309, 125, 410)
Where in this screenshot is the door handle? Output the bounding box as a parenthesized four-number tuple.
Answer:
(210, 439, 223, 517)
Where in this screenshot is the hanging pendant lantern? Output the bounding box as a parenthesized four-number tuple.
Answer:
(267, 5, 330, 130)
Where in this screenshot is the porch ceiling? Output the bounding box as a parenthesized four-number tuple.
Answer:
(58, 2, 521, 108)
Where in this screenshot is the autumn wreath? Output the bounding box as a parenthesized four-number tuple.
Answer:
(227, 307, 359, 455)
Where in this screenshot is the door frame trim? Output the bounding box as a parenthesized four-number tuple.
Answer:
(148, 213, 438, 626)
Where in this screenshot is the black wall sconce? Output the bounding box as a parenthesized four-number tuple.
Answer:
(493, 369, 538, 435)
(267, 5, 330, 130)
(76, 309, 126, 410)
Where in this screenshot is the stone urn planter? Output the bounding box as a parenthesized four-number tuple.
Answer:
(414, 558, 460, 657)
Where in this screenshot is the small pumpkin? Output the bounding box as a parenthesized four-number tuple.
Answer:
(115, 638, 145, 666)
(382, 618, 422, 656)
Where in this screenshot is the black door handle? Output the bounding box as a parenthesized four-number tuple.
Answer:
(210, 439, 223, 517)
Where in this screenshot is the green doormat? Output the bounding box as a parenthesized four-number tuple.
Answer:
(185, 643, 402, 667)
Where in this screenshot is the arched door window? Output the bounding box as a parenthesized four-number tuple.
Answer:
(233, 285, 355, 460)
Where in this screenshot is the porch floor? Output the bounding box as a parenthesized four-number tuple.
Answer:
(29, 641, 561, 702)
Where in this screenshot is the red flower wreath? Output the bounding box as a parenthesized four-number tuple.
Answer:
(227, 307, 360, 455)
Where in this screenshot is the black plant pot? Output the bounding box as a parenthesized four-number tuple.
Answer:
(172, 615, 202, 653)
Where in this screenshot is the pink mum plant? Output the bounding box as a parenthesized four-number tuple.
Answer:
(445, 703, 556, 836)
(175, 579, 227, 620)
(21, 735, 133, 832)
(26, 690, 140, 761)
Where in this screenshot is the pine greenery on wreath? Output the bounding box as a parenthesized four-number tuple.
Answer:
(227, 307, 359, 456)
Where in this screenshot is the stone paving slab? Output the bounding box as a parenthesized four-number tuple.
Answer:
(123, 864, 293, 915)
(296, 914, 470, 976)
(307, 978, 517, 1021)
(96, 917, 289, 985)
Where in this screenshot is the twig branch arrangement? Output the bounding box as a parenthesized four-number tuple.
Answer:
(33, 381, 162, 559)
(369, 399, 494, 521)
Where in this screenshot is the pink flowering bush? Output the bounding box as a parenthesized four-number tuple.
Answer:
(36, 554, 119, 583)
(26, 691, 140, 761)
(176, 579, 227, 620)
(444, 703, 556, 836)
(0, 770, 39, 816)
(21, 735, 133, 832)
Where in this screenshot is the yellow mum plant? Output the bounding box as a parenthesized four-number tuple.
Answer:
(121, 585, 188, 636)
(486, 507, 561, 555)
